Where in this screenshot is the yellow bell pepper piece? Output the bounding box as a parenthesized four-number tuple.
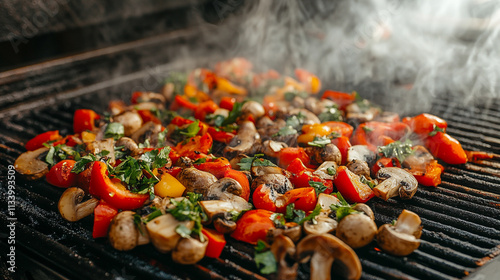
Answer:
(297, 124, 333, 145)
(154, 173, 186, 198)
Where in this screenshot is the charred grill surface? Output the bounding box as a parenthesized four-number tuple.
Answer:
(1, 77, 500, 280)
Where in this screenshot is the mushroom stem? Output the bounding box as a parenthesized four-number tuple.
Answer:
(58, 187, 99, 222)
(310, 251, 334, 280)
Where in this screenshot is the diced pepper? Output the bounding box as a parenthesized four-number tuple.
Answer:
(138, 110, 161, 124)
(216, 77, 247, 95)
(333, 166, 374, 203)
(202, 228, 226, 258)
(425, 132, 467, 165)
(46, 160, 78, 188)
(73, 109, 100, 133)
(193, 157, 231, 179)
(278, 147, 315, 169)
(321, 90, 356, 109)
(174, 133, 213, 159)
(25, 130, 61, 151)
(207, 127, 235, 144)
(194, 100, 219, 121)
(219, 97, 236, 111)
(170, 95, 198, 111)
(230, 209, 275, 245)
(154, 173, 186, 198)
(92, 200, 118, 238)
(331, 136, 351, 165)
(224, 169, 250, 201)
(412, 161, 444, 187)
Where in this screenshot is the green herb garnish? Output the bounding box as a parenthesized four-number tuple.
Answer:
(104, 123, 124, 140)
(318, 105, 343, 122)
(428, 124, 445, 137)
(330, 192, 360, 221)
(309, 181, 327, 195)
(378, 139, 414, 163)
(166, 193, 207, 242)
(308, 136, 332, 148)
(237, 154, 277, 171)
(254, 240, 277, 275)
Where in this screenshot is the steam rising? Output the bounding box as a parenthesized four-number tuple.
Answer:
(198, 0, 500, 114)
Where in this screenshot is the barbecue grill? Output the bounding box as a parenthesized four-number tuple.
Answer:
(1, 1, 500, 279)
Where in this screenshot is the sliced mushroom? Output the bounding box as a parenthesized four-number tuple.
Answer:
(251, 174, 293, 194)
(113, 111, 143, 136)
(200, 199, 252, 233)
(313, 161, 338, 181)
(267, 222, 302, 243)
(377, 210, 422, 256)
(317, 193, 341, 210)
(288, 108, 320, 125)
(303, 214, 338, 235)
(224, 121, 260, 158)
(171, 235, 208, 264)
(58, 187, 99, 222)
(296, 234, 362, 280)
(146, 213, 194, 253)
(352, 203, 375, 220)
(270, 235, 298, 280)
(131, 121, 162, 146)
(347, 145, 376, 166)
(205, 177, 243, 200)
(241, 101, 265, 119)
(176, 167, 217, 196)
(14, 147, 49, 180)
(373, 167, 418, 200)
(229, 154, 249, 170)
(108, 211, 150, 251)
(305, 97, 337, 115)
(306, 144, 342, 166)
(86, 138, 116, 165)
(336, 213, 377, 249)
(346, 159, 370, 179)
(251, 165, 289, 177)
(345, 101, 380, 123)
(261, 140, 288, 158)
(115, 137, 140, 156)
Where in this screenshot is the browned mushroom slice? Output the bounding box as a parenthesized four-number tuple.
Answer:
(14, 147, 50, 180)
(176, 167, 217, 196)
(224, 121, 260, 158)
(131, 121, 162, 147)
(345, 101, 380, 123)
(303, 214, 338, 235)
(347, 145, 376, 166)
(336, 213, 377, 249)
(374, 167, 418, 200)
(86, 138, 116, 165)
(313, 161, 338, 181)
(267, 222, 302, 243)
(200, 199, 252, 234)
(346, 159, 371, 179)
(251, 165, 289, 177)
(109, 211, 149, 251)
(146, 213, 194, 253)
(377, 209, 422, 256)
(205, 177, 243, 200)
(58, 187, 99, 222)
(261, 140, 288, 158)
(288, 108, 320, 125)
(113, 111, 143, 136)
(171, 235, 208, 264)
(296, 234, 362, 280)
(251, 174, 293, 194)
(306, 144, 342, 166)
(270, 235, 298, 280)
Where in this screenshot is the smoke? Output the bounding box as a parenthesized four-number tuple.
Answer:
(197, 0, 500, 114)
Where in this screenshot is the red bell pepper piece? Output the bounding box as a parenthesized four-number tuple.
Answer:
(170, 116, 194, 126)
(331, 136, 352, 165)
(25, 130, 61, 151)
(278, 147, 315, 169)
(207, 127, 235, 144)
(286, 158, 333, 194)
(170, 95, 198, 111)
(230, 209, 275, 245)
(73, 109, 100, 133)
(194, 100, 219, 121)
(252, 184, 278, 212)
(402, 113, 447, 135)
(138, 110, 161, 124)
(351, 122, 410, 151)
(89, 161, 149, 210)
(371, 157, 401, 178)
(425, 132, 467, 164)
(333, 166, 375, 203)
(219, 96, 236, 111)
(92, 200, 118, 238)
(321, 90, 356, 109)
(46, 160, 78, 188)
(412, 160, 444, 187)
(163, 166, 182, 178)
(279, 187, 317, 213)
(224, 169, 250, 201)
(194, 157, 231, 179)
(174, 133, 213, 159)
(51, 135, 80, 147)
(323, 121, 354, 138)
(202, 228, 226, 258)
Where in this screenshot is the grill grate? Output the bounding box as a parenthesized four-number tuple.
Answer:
(1, 86, 500, 279)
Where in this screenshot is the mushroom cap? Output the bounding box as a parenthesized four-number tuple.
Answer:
(242, 101, 265, 119)
(267, 223, 302, 244)
(113, 111, 143, 136)
(251, 165, 288, 177)
(376, 209, 422, 256)
(14, 147, 49, 180)
(270, 235, 298, 280)
(109, 211, 143, 251)
(296, 234, 362, 280)
(146, 214, 194, 253)
(317, 193, 341, 211)
(131, 121, 162, 145)
(346, 159, 371, 179)
(374, 167, 418, 200)
(224, 121, 260, 158)
(251, 174, 293, 194)
(336, 213, 377, 249)
(176, 167, 217, 196)
(205, 177, 243, 200)
(171, 235, 208, 264)
(352, 203, 375, 220)
(347, 145, 376, 165)
(58, 187, 99, 222)
(303, 215, 338, 235)
(261, 140, 288, 158)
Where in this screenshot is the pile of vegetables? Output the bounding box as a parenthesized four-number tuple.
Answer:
(15, 58, 476, 280)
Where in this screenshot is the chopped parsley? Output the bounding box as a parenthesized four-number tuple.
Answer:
(308, 136, 332, 147)
(318, 105, 343, 122)
(156, 129, 168, 147)
(285, 203, 322, 225)
(44, 144, 82, 167)
(270, 213, 286, 228)
(309, 181, 327, 195)
(71, 153, 99, 173)
(180, 120, 201, 138)
(221, 101, 244, 126)
(428, 124, 445, 137)
(104, 123, 124, 140)
(330, 192, 360, 221)
(360, 175, 376, 189)
(378, 139, 414, 163)
(151, 108, 178, 124)
(273, 113, 306, 137)
(327, 167, 337, 176)
(166, 193, 207, 242)
(254, 240, 277, 275)
(237, 154, 277, 171)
